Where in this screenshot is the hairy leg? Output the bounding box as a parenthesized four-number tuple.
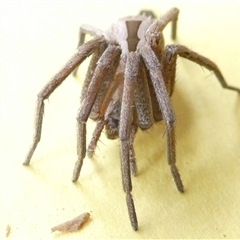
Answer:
(80, 43, 107, 102)
(146, 7, 179, 44)
(162, 44, 240, 92)
(87, 119, 105, 158)
(134, 58, 154, 129)
(23, 37, 106, 166)
(89, 51, 121, 120)
(157, 7, 179, 40)
(141, 45, 184, 193)
(73, 25, 105, 76)
(144, 8, 179, 67)
(145, 67, 163, 121)
(119, 52, 140, 231)
(78, 24, 105, 46)
(129, 125, 138, 176)
(72, 44, 121, 182)
(87, 50, 121, 157)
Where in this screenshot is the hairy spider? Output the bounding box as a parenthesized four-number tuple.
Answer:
(23, 8, 240, 230)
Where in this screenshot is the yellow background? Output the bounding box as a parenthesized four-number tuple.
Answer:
(1, 1, 240, 239)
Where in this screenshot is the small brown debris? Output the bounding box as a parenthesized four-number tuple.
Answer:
(51, 212, 90, 232)
(6, 225, 11, 237)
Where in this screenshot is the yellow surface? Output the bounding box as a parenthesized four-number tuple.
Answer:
(1, 1, 240, 239)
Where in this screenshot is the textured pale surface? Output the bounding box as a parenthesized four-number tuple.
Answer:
(1, 1, 240, 238)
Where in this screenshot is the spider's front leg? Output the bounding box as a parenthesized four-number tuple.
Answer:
(72, 44, 121, 182)
(119, 52, 141, 231)
(23, 37, 106, 166)
(141, 45, 184, 193)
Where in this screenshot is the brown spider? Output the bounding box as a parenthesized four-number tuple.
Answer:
(23, 8, 240, 230)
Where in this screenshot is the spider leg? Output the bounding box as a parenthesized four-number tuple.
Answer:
(80, 42, 108, 102)
(162, 44, 240, 92)
(23, 37, 106, 166)
(87, 62, 123, 156)
(146, 68, 163, 121)
(139, 10, 157, 19)
(80, 24, 105, 40)
(89, 55, 121, 120)
(159, 7, 179, 40)
(130, 57, 155, 175)
(129, 125, 137, 176)
(141, 45, 184, 193)
(98, 68, 124, 116)
(134, 58, 154, 129)
(87, 119, 105, 158)
(86, 73, 124, 159)
(160, 8, 179, 40)
(147, 7, 179, 43)
(144, 8, 179, 68)
(73, 24, 105, 76)
(87, 109, 137, 165)
(119, 52, 141, 231)
(72, 44, 121, 182)
(87, 51, 121, 157)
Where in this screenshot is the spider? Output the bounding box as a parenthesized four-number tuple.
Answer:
(23, 8, 240, 230)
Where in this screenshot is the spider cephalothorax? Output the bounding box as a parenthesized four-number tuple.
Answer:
(23, 8, 240, 230)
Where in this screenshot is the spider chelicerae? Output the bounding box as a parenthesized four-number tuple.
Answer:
(23, 8, 240, 230)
